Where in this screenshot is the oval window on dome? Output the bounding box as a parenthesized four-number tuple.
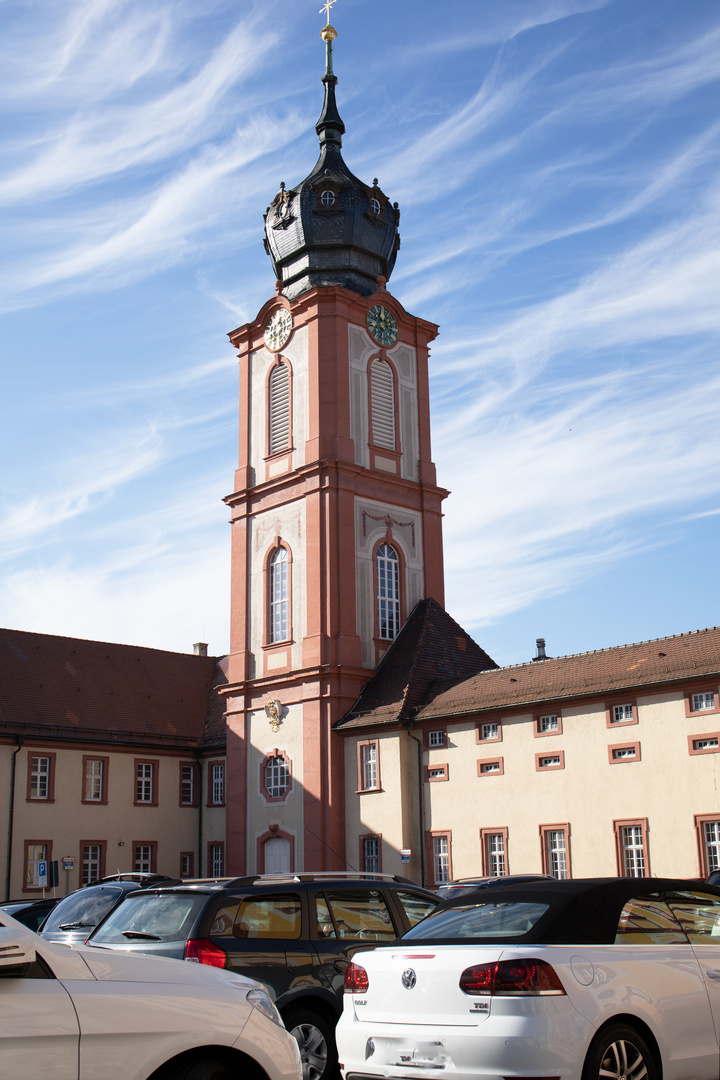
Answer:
(320, 190, 336, 206)
(370, 198, 381, 215)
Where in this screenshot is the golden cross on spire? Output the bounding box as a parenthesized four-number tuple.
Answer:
(319, 0, 336, 25)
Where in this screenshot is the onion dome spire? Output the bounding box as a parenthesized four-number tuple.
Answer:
(263, 6, 401, 300)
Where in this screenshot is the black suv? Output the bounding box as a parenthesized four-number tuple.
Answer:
(87, 872, 440, 1080)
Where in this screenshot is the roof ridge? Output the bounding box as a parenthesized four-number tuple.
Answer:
(0, 626, 219, 660)
(398, 599, 434, 719)
(485, 625, 720, 671)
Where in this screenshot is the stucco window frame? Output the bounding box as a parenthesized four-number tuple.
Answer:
(208, 841, 225, 877)
(357, 739, 381, 793)
(80, 840, 107, 885)
(613, 818, 649, 878)
(180, 851, 195, 878)
(179, 761, 199, 807)
(359, 833, 382, 874)
(23, 839, 53, 893)
(133, 841, 158, 874)
(425, 763, 449, 783)
(539, 823, 571, 879)
(605, 699, 638, 727)
(608, 741, 641, 764)
(476, 720, 502, 744)
(207, 759, 225, 808)
(689, 733, 720, 756)
(694, 815, 720, 877)
(425, 830, 452, 888)
(480, 827, 509, 877)
(261, 749, 293, 803)
(134, 759, 159, 807)
(27, 752, 56, 803)
(263, 537, 293, 649)
(533, 712, 563, 738)
(685, 686, 720, 717)
(82, 756, 109, 805)
(477, 756, 504, 777)
(424, 727, 447, 750)
(535, 750, 565, 772)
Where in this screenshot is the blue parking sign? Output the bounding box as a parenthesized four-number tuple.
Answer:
(38, 860, 47, 887)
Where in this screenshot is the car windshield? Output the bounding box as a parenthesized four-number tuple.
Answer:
(91, 892, 207, 943)
(42, 886, 125, 931)
(402, 900, 549, 940)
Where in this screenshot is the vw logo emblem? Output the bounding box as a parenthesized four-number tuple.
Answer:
(401, 968, 417, 989)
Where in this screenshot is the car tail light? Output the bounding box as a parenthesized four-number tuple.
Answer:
(344, 962, 370, 993)
(184, 939, 228, 968)
(460, 959, 565, 996)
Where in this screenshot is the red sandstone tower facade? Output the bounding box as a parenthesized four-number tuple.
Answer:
(223, 20, 446, 873)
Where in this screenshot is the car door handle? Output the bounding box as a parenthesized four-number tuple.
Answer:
(705, 970, 720, 980)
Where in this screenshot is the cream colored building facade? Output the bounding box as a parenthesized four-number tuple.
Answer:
(337, 615, 720, 889)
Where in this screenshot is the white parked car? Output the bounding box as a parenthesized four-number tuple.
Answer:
(0, 908, 302, 1080)
(337, 877, 720, 1080)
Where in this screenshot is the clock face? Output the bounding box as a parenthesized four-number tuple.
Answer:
(264, 308, 293, 352)
(366, 305, 398, 347)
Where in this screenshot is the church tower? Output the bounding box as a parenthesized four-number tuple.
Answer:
(223, 14, 447, 874)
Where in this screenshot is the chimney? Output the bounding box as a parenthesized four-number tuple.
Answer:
(193, 642, 208, 657)
(532, 638, 549, 662)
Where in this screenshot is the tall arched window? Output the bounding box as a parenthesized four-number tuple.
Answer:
(269, 547, 289, 642)
(377, 544, 400, 640)
(268, 361, 291, 455)
(370, 359, 395, 449)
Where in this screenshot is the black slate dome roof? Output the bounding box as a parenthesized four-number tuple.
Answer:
(263, 28, 400, 300)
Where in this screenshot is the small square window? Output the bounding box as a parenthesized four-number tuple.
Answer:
(428, 730, 445, 748)
(539, 715, 559, 732)
(534, 713, 562, 737)
(613, 704, 633, 723)
(694, 692, 716, 712)
(481, 723, 499, 740)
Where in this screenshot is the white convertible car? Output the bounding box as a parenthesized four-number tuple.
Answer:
(0, 908, 302, 1080)
(336, 877, 720, 1080)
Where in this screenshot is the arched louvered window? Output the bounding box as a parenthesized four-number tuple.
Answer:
(268, 361, 290, 455)
(269, 546, 289, 642)
(377, 544, 400, 640)
(370, 359, 395, 450)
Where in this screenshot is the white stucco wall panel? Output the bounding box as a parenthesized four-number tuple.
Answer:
(354, 498, 424, 667)
(247, 704, 304, 872)
(247, 501, 307, 670)
(248, 325, 309, 482)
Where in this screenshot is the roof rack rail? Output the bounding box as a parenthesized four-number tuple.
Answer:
(220, 871, 416, 886)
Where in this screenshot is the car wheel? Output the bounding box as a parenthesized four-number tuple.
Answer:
(285, 1009, 337, 1080)
(169, 1058, 228, 1080)
(582, 1024, 657, 1080)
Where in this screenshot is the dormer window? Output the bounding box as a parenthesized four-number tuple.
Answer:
(370, 197, 381, 214)
(320, 190, 336, 206)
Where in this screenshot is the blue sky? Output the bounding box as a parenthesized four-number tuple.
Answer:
(1, 0, 718, 666)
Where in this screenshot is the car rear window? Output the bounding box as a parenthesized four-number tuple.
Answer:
(394, 890, 440, 927)
(211, 894, 302, 940)
(91, 892, 207, 943)
(316, 889, 396, 941)
(42, 886, 126, 932)
(402, 900, 549, 940)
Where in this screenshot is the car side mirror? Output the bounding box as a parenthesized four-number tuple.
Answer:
(0, 925, 37, 969)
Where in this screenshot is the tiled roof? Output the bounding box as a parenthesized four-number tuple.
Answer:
(334, 598, 498, 730)
(336, 624, 720, 730)
(0, 628, 227, 750)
